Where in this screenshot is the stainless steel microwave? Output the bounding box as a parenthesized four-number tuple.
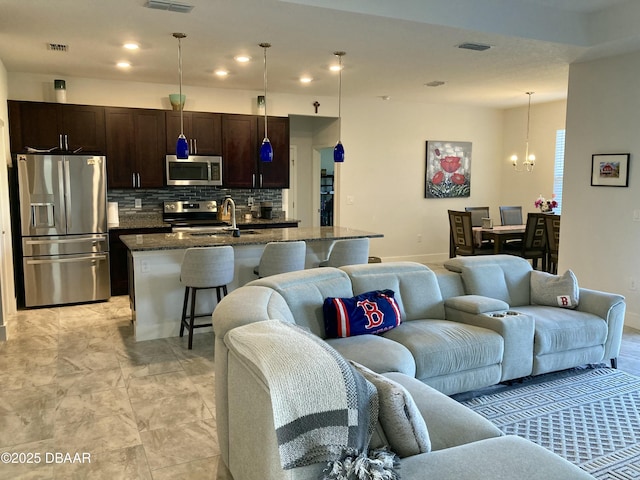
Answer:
(166, 155, 223, 186)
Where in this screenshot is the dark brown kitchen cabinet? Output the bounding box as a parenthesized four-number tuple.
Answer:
(258, 116, 290, 188)
(8, 100, 106, 153)
(165, 111, 222, 156)
(105, 107, 166, 188)
(109, 227, 171, 295)
(222, 114, 289, 188)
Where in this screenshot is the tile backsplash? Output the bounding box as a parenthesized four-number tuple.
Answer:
(108, 186, 283, 217)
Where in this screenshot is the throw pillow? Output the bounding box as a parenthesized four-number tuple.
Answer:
(351, 362, 431, 458)
(530, 269, 579, 309)
(323, 289, 402, 338)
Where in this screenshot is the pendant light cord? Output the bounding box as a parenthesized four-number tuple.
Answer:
(260, 43, 271, 139)
(526, 92, 532, 144)
(173, 33, 187, 137)
(338, 54, 342, 121)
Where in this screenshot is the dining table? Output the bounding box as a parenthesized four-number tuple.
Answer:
(473, 224, 526, 254)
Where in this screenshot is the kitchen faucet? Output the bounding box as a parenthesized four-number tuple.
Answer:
(222, 196, 240, 237)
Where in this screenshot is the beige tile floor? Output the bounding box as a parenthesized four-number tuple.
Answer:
(1, 295, 640, 479)
(0, 295, 232, 480)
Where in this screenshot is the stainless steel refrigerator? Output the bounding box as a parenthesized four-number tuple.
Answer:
(17, 154, 110, 307)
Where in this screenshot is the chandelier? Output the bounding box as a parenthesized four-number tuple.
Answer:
(510, 92, 536, 172)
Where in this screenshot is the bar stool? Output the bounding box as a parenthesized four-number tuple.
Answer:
(180, 246, 234, 349)
(318, 238, 370, 267)
(253, 241, 306, 278)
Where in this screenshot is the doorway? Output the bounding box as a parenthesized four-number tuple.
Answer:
(319, 148, 334, 226)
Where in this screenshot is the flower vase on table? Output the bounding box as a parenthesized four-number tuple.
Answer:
(534, 194, 558, 213)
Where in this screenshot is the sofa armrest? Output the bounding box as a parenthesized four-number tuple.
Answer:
(444, 295, 509, 314)
(445, 297, 535, 381)
(383, 372, 503, 451)
(578, 288, 626, 364)
(213, 286, 294, 468)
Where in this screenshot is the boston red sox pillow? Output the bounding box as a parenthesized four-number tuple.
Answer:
(323, 289, 402, 338)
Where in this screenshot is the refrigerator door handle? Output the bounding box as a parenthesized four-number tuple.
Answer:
(25, 235, 107, 246)
(57, 160, 68, 232)
(63, 158, 72, 231)
(26, 254, 108, 265)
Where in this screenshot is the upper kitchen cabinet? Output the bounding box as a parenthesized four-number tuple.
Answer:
(105, 107, 166, 188)
(165, 111, 222, 156)
(222, 114, 289, 188)
(8, 100, 106, 154)
(258, 116, 290, 188)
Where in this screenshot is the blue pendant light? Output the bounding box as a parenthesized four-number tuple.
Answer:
(259, 42, 273, 162)
(333, 51, 346, 163)
(173, 33, 189, 159)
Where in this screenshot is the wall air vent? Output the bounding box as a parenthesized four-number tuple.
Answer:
(48, 43, 68, 52)
(458, 42, 491, 51)
(144, 0, 194, 13)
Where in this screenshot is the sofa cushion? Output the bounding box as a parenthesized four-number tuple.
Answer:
(341, 262, 446, 321)
(445, 255, 533, 307)
(249, 268, 354, 338)
(323, 289, 401, 338)
(382, 320, 504, 380)
(352, 363, 431, 458)
(326, 335, 417, 377)
(514, 305, 608, 355)
(530, 270, 579, 309)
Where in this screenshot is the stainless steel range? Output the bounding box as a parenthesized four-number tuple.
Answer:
(163, 200, 229, 233)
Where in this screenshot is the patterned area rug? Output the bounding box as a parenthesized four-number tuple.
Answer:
(460, 368, 640, 479)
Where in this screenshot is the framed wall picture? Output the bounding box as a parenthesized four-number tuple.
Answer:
(591, 153, 630, 187)
(425, 140, 471, 198)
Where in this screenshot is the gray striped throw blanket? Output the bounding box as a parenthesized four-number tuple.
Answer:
(225, 320, 381, 470)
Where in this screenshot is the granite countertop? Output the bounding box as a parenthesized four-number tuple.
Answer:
(120, 226, 383, 252)
(108, 213, 169, 230)
(109, 213, 300, 231)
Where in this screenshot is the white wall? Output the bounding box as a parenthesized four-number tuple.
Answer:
(562, 51, 640, 328)
(6, 71, 562, 263)
(0, 59, 16, 320)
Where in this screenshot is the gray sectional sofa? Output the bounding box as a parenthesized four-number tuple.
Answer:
(213, 257, 624, 479)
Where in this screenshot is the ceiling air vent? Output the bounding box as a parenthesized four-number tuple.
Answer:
(457, 42, 491, 51)
(48, 43, 68, 52)
(144, 0, 194, 13)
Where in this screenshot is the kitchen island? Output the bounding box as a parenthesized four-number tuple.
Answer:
(120, 226, 383, 341)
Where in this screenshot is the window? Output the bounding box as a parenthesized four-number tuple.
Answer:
(553, 129, 565, 214)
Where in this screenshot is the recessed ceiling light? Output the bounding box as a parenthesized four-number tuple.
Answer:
(123, 43, 139, 50)
(329, 64, 342, 72)
(215, 69, 229, 77)
(117, 61, 131, 68)
(299, 76, 313, 84)
(234, 55, 251, 63)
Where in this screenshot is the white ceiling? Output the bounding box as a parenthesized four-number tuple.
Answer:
(0, 0, 637, 108)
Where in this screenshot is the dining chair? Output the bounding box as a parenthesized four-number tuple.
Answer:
(318, 238, 370, 267)
(464, 206, 490, 227)
(503, 212, 547, 270)
(499, 206, 523, 226)
(544, 215, 561, 274)
(253, 241, 307, 278)
(448, 210, 494, 257)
